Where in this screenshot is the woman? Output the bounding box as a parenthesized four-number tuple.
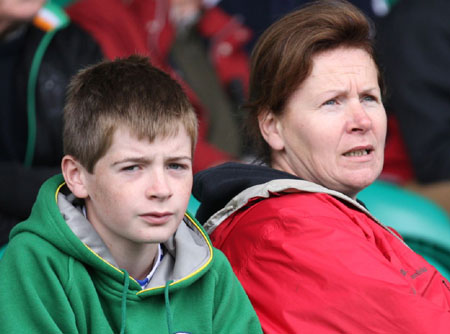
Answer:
(193, 0, 450, 332)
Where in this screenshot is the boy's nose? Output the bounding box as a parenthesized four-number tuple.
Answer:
(145, 170, 172, 200)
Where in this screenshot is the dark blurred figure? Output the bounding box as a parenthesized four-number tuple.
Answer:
(376, 0, 450, 213)
(0, 1, 103, 245)
(219, 0, 384, 51)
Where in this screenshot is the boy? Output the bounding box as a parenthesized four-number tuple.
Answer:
(0, 55, 262, 334)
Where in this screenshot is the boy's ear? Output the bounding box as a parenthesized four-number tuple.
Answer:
(258, 110, 285, 151)
(61, 155, 89, 199)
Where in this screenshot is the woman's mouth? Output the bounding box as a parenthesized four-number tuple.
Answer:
(343, 148, 371, 157)
(343, 146, 374, 157)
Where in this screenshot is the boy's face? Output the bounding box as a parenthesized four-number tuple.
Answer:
(80, 125, 193, 249)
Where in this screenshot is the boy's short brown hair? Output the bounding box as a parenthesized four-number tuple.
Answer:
(63, 55, 198, 172)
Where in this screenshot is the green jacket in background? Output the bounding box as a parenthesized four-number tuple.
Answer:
(0, 174, 262, 334)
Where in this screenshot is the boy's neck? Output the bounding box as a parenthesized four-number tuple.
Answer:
(110, 242, 160, 280)
(81, 206, 160, 280)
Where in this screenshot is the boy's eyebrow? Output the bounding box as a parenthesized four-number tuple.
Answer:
(112, 157, 151, 166)
(166, 155, 192, 161)
(112, 155, 192, 166)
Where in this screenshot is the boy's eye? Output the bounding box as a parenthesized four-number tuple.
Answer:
(168, 163, 186, 170)
(122, 165, 139, 172)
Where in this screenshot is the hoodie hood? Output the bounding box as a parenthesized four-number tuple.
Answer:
(11, 174, 213, 293)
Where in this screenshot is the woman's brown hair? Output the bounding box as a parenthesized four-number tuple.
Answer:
(245, 0, 382, 163)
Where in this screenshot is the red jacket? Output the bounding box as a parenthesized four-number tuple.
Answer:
(193, 162, 450, 333)
(67, 0, 251, 172)
(381, 114, 415, 184)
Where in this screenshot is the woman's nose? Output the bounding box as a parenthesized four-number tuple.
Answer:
(346, 101, 372, 133)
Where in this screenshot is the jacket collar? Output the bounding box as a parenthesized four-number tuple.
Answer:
(203, 177, 372, 235)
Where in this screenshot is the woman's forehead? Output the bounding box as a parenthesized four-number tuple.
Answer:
(300, 48, 378, 91)
(311, 48, 375, 75)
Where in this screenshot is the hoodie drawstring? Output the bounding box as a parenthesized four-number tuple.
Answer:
(164, 280, 174, 334)
(120, 270, 130, 334)
(119, 273, 174, 334)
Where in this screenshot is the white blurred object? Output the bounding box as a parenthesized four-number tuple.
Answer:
(170, 0, 201, 28)
(203, 0, 221, 9)
(372, 0, 390, 17)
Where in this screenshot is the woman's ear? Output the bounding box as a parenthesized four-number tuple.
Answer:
(258, 111, 285, 151)
(61, 156, 89, 199)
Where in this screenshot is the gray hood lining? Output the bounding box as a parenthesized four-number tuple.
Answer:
(58, 192, 118, 266)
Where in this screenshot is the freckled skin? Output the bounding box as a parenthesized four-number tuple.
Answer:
(72, 126, 193, 275)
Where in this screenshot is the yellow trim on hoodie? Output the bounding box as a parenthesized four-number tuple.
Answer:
(138, 213, 214, 294)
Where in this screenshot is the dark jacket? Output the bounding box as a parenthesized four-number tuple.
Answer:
(0, 5, 103, 245)
(376, 0, 450, 183)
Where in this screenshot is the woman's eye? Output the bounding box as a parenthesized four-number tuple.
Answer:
(362, 95, 377, 103)
(323, 99, 337, 106)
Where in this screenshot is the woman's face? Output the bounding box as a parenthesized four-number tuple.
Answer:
(261, 47, 386, 198)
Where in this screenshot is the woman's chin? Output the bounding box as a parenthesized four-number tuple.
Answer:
(334, 172, 380, 198)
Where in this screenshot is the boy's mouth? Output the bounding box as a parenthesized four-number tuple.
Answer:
(139, 212, 173, 225)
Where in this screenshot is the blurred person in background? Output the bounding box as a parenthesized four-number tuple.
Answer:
(67, 0, 253, 166)
(376, 0, 450, 214)
(0, 0, 103, 245)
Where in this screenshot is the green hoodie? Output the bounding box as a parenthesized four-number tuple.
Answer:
(0, 175, 262, 334)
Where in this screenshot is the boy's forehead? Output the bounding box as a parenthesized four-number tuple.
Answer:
(108, 124, 193, 152)
(91, 125, 193, 172)
(110, 123, 192, 142)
